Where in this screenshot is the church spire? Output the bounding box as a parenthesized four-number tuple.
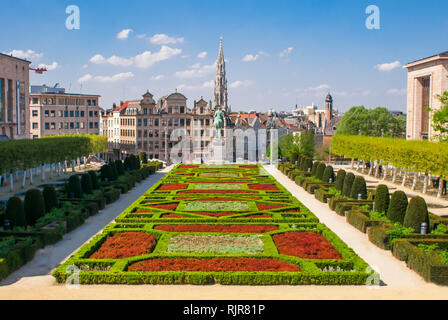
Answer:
(214, 36, 228, 112)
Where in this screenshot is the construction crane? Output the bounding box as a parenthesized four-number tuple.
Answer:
(29, 67, 47, 74)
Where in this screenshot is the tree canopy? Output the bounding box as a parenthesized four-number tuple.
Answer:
(335, 106, 406, 137)
(432, 80, 448, 142)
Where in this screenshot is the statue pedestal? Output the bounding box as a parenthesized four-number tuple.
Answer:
(209, 140, 225, 164)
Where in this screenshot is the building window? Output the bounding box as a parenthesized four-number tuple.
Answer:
(58, 111, 63, 117)
(200, 107, 204, 114)
(70, 111, 74, 117)
(89, 111, 93, 117)
(143, 119, 147, 126)
(70, 122, 74, 129)
(94, 122, 98, 129)
(32, 135, 38, 139)
(44, 110, 50, 117)
(89, 122, 93, 129)
(80, 111, 85, 117)
(32, 110, 38, 117)
(45, 123, 49, 130)
(50, 110, 55, 117)
(94, 111, 98, 117)
(80, 122, 85, 129)
(59, 122, 63, 129)
(50, 122, 56, 130)
(75, 111, 79, 117)
(205, 119, 210, 126)
(421, 77, 431, 136)
(180, 106, 185, 113)
(64, 110, 68, 117)
(138, 119, 142, 126)
(154, 119, 159, 126)
(32, 122, 38, 129)
(75, 122, 79, 129)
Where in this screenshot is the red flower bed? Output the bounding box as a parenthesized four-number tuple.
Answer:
(162, 214, 186, 218)
(272, 232, 343, 259)
(236, 215, 272, 219)
(158, 184, 188, 191)
(239, 165, 258, 168)
(154, 224, 278, 233)
(179, 190, 257, 194)
(179, 165, 198, 169)
(148, 203, 178, 211)
(135, 210, 153, 213)
(174, 197, 195, 200)
(248, 184, 279, 191)
(90, 232, 157, 259)
(191, 212, 239, 217)
(257, 203, 285, 211)
(189, 181, 250, 184)
(128, 257, 300, 272)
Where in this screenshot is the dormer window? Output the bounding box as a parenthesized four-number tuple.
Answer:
(200, 107, 204, 114)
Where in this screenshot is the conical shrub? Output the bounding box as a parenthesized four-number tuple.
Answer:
(316, 163, 326, 180)
(342, 172, 355, 197)
(5, 196, 26, 228)
(403, 196, 429, 233)
(291, 152, 299, 164)
(374, 184, 390, 213)
(350, 176, 367, 200)
(387, 191, 408, 224)
(43, 185, 58, 213)
(304, 158, 313, 172)
(81, 173, 93, 194)
(88, 171, 99, 189)
(114, 160, 125, 176)
(24, 189, 45, 226)
(67, 175, 82, 198)
(123, 157, 132, 171)
(100, 164, 113, 181)
(335, 169, 346, 191)
(109, 161, 119, 181)
(322, 166, 335, 183)
(311, 161, 319, 176)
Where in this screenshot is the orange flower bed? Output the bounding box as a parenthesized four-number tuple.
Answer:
(272, 232, 343, 259)
(89, 232, 157, 259)
(135, 210, 153, 213)
(154, 224, 278, 233)
(148, 203, 178, 211)
(257, 203, 285, 211)
(178, 165, 198, 169)
(128, 257, 301, 272)
(179, 190, 257, 194)
(157, 184, 188, 191)
(161, 214, 186, 218)
(248, 184, 279, 191)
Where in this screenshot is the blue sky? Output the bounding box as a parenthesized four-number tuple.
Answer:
(1, 0, 447, 112)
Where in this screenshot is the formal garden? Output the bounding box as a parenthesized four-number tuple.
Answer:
(53, 164, 372, 285)
(279, 148, 448, 285)
(0, 135, 163, 282)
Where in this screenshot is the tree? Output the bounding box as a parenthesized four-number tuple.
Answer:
(403, 196, 429, 233)
(374, 184, 390, 213)
(296, 131, 315, 157)
(432, 83, 448, 142)
(5, 196, 27, 228)
(387, 191, 408, 224)
(43, 185, 59, 213)
(335, 106, 405, 137)
(24, 189, 45, 226)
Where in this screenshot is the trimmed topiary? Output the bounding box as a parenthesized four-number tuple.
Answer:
(43, 185, 58, 213)
(335, 169, 346, 191)
(24, 189, 45, 226)
(387, 191, 408, 224)
(374, 184, 390, 213)
(109, 161, 119, 181)
(114, 160, 125, 176)
(81, 173, 93, 195)
(100, 164, 113, 181)
(67, 175, 82, 198)
(403, 196, 429, 233)
(133, 155, 141, 170)
(315, 163, 326, 180)
(311, 161, 319, 176)
(342, 173, 355, 197)
(5, 196, 26, 228)
(304, 158, 313, 172)
(88, 170, 99, 189)
(139, 151, 148, 164)
(350, 176, 367, 200)
(322, 166, 335, 183)
(290, 152, 299, 164)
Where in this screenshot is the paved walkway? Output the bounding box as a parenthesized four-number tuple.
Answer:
(1, 164, 448, 299)
(0, 166, 173, 286)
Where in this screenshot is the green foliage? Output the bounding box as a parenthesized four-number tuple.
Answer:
(290, 152, 299, 163)
(418, 243, 439, 252)
(67, 175, 82, 198)
(335, 106, 405, 137)
(5, 196, 26, 228)
(328, 187, 342, 197)
(81, 173, 93, 195)
(43, 185, 59, 213)
(315, 163, 326, 180)
(342, 173, 355, 197)
(403, 196, 430, 233)
(431, 224, 448, 235)
(114, 160, 125, 176)
(24, 189, 45, 226)
(350, 176, 367, 200)
(322, 166, 335, 183)
(296, 131, 315, 157)
(311, 161, 319, 176)
(109, 161, 119, 180)
(439, 250, 448, 265)
(335, 169, 346, 191)
(100, 164, 113, 181)
(386, 222, 414, 243)
(387, 191, 408, 224)
(88, 171, 99, 189)
(432, 84, 448, 142)
(374, 184, 390, 213)
(139, 151, 148, 164)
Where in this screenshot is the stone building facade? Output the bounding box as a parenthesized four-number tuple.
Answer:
(404, 51, 448, 140)
(0, 53, 31, 139)
(29, 85, 101, 138)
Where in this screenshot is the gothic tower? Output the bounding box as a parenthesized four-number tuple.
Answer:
(325, 93, 333, 122)
(214, 37, 228, 111)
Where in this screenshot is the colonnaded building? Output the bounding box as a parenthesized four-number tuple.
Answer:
(405, 51, 448, 140)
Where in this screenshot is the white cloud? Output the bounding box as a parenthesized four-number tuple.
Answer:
(7, 49, 43, 61)
(387, 88, 406, 95)
(177, 80, 214, 90)
(175, 62, 215, 79)
(308, 84, 330, 92)
(279, 47, 294, 57)
(82, 64, 88, 69)
(78, 72, 134, 84)
(38, 61, 58, 71)
(242, 54, 259, 62)
(89, 46, 181, 69)
(375, 61, 401, 72)
(136, 34, 147, 39)
(197, 51, 207, 59)
(151, 74, 165, 80)
(229, 80, 253, 89)
(117, 29, 133, 40)
(149, 34, 184, 45)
